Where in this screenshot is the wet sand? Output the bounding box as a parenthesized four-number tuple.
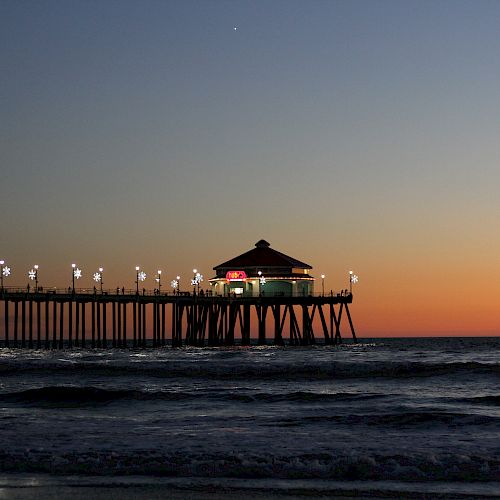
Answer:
(0, 477, 498, 500)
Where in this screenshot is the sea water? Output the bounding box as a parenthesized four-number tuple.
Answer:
(0, 337, 498, 498)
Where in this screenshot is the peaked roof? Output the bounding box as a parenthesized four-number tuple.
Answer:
(214, 240, 312, 270)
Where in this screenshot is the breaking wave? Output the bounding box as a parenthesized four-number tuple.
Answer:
(0, 449, 498, 482)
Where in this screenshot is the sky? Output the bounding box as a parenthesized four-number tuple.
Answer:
(1, 0, 499, 337)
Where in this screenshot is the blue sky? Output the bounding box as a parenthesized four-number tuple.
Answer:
(1, 0, 499, 334)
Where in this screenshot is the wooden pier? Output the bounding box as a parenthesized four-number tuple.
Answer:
(0, 290, 356, 348)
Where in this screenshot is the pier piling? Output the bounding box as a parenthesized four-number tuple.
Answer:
(0, 291, 356, 348)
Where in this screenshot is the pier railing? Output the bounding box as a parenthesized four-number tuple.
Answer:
(0, 286, 352, 300)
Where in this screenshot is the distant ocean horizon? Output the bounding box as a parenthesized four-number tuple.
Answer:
(0, 337, 498, 498)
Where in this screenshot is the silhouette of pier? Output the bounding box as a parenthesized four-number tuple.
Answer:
(0, 290, 356, 348)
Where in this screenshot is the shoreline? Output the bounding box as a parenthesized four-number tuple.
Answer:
(0, 475, 499, 499)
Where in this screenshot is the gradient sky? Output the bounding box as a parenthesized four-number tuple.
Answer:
(1, 0, 499, 336)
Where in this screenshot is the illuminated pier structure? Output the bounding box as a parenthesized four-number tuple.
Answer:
(0, 241, 357, 348)
(0, 290, 356, 348)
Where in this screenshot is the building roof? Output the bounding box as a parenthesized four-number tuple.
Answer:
(213, 240, 312, 270)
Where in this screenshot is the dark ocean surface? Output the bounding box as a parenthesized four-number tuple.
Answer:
(0, 337, 498, 498)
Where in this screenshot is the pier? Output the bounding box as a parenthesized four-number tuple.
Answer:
(0, 289, 356, 348)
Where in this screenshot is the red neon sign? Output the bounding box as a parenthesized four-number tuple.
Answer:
(226, 270, 247, 281)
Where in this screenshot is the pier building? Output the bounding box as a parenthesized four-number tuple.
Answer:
(209, 240, 314, 297)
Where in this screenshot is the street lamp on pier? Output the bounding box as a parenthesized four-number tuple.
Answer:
(156, 270, 162, 294)
(171, 275, 180, 294)
(321, 274, 325, 296)
(93, 267, 104, 293)
(0, 260, 11, 291)
(258, 271, 266, 296)
(349, 270, 358, 294)
(135, 266, 146, 294)
(72, 264, 82, 292)
(28, 265, 38, 292)
(34, 264, 39, 292)
(191, 269, 203, 294)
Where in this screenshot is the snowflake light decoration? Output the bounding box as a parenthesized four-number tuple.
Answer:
(28, 269, 36, 280)
(259, 275, 266, 285)
(73, 268, 82, 279)
(93, 272, 102, 282)
(191, 272, 203, 287)
(350, 274, 359, 284)
(170, 279, 178, 289)
(2, 266, 11, 277)
(138, 271, 147, 282)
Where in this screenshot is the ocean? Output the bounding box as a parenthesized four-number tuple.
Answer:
(0, 337, 498, 499)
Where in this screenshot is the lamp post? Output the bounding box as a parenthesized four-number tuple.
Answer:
(93, 268, 104, 293)
(71, 264, 82, 293)
(258, 271, 266, 295)
(70, 264, 82, 292)
(191, 269, 203, 294)
(0, 260, 11, 290)
(170, 276, 179, 294)
(321, 274, 325, 296)
(192, 269, 197, 294)
(196, 271, 203, 294)
(135, 267, 146, 294)
(28, 265, 38, 292)
(349, 270, 358, 294)
(156, 270, 162, 294)
(34, 264, 39, 292)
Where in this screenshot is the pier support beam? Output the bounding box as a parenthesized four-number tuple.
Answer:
(81, 302, 86, 348)
(68, 299, 73, 348)
(4, 300, 8, 347)
(28, 300, 33, 349)
(257, 304, 268, 345)
(122, 302, 127, 348)
(1, 293, 357, 348)
(21, 300, 26, 348)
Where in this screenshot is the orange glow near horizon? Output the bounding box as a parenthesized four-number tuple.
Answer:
(0, 243, 498, 339)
